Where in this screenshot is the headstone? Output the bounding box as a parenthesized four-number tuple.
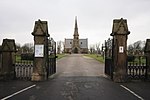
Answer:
(111, 18, 130, 82)
(31, 19, 49, 81)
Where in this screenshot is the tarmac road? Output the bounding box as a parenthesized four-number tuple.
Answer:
(0, 54, 150, 100)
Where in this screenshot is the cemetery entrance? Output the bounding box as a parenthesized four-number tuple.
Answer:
(0, 18, 150, 82)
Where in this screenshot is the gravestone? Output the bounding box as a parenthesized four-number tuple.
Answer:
(111, 18, 130, 82)
(0, 39, 16, 80)
(31, 19, 49, 81)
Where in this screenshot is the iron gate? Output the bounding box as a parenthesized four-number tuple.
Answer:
(47, 38, 57, 77)
(48, 56, 56, 76)
(104, 38, 114, 79)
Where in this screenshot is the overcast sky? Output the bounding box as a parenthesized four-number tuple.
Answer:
(0, 0, 150, 46)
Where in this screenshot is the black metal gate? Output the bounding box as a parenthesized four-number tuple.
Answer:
(104, 38, 114, 79)
(47, 38, 57, 77)
(48, 57, 56, 76)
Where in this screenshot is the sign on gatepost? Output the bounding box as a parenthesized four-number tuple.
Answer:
(119, 46, 124, 53)
(35, 45, 44, 57)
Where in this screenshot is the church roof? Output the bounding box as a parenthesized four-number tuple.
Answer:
(65, 39, 88, 48)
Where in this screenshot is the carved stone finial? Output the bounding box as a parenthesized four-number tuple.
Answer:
(111, 18, 130, 36)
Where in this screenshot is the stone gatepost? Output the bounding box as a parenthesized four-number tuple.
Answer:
(0, 39, 16, 80)
(0, 47, 2, 74)
(144, 39, 150, 80)
(111, 18, 130, 82)
(31, 19, 49, 81)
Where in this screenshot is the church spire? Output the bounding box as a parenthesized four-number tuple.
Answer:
(74, 16, 79, 38)
(73, 16, 80, 53)
(75, 16, 78, 29)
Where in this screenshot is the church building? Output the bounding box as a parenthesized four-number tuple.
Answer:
(64, 17, 88, 54)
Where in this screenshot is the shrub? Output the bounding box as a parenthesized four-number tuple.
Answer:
(21, 53, 34, 60)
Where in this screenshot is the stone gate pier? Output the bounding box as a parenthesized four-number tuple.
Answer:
(31, 19, 50, 81)
(111, 18, 130, 82)
(0, 39, 16, 80)
(145, 39, 150, 80)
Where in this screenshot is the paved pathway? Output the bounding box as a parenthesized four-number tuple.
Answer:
(56, 54, 104, 77)
(0, 54, 150, 100)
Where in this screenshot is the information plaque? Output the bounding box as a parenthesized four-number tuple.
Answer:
(35, 45, 44, 57)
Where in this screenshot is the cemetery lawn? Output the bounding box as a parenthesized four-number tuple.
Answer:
(84, 54, 104, 63)
(56, 54, 67, 59)
(15, 55, 21, 61)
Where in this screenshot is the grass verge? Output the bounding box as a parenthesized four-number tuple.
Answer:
(84, 54, 104, 63)
(56, 54, 67, 59)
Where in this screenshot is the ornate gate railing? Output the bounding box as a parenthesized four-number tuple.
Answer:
(127, 56, 148, 80)
(15, 60, 33, 80)
(47, 38, 57, 77)
(48, 56, 56, 76)
(14, 54, 33, 80)
(104, 38, 114, 79)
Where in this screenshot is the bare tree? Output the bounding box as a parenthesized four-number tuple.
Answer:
(16, 43, 21, 54)
(128, 44, 134, 55)
(89, 44, 95, 54)
(128, 40, 145, 55)
(62, 41, 65, 53)
(57, 41, 62, 54)
(21, 43, 34, 53)
(95, 42, 101, 56)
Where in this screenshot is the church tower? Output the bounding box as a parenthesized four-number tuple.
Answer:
(72, 16, 80, 53)
(64, 17, 88, 54)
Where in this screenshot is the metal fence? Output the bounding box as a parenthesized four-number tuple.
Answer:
(14, 57, 56, 80)
(127, 56, 147, 80)
(15, 61, 33, 80)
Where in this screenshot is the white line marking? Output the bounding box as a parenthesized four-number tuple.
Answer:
(120, 85, 144, 100)
(1, 84, 36, 100)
